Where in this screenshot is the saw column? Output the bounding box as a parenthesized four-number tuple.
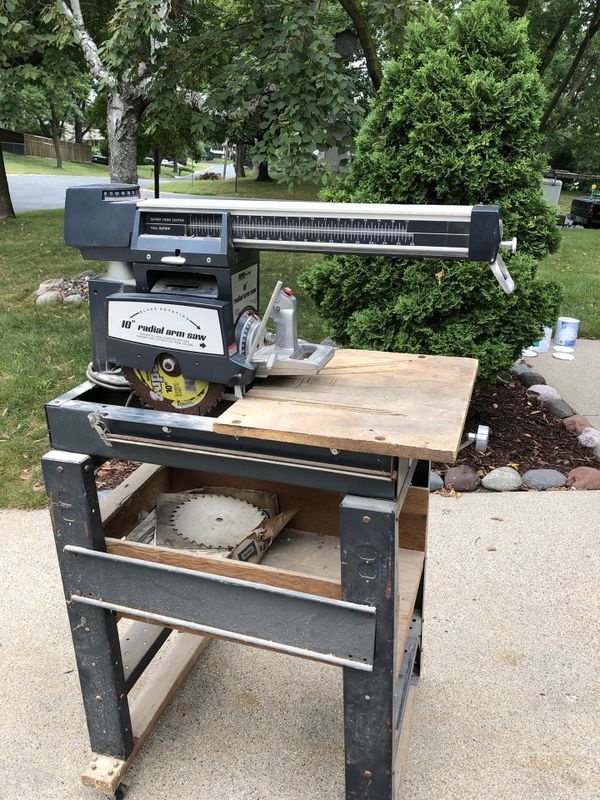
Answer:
(42, 451, 134, 759)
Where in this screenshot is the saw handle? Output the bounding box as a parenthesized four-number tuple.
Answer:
(247, 280, 283, 361)
(489, 253, 515, 294)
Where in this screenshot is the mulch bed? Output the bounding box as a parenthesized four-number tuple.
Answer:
(96, 460, 140, 491)
(437, 379, 596, 475)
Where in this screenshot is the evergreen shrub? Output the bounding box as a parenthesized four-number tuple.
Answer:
(301, 0, 562, 384)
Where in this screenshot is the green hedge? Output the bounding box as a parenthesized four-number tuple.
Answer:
(301, 0, 562, 384)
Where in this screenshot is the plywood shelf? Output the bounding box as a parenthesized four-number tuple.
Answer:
(265, 530, 424, 661)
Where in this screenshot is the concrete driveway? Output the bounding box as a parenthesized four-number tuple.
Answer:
(7, 175, 153, 212)
(1, 490, 598, 800)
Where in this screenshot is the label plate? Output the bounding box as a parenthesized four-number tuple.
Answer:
(107, 300, 224, 355)
(231, 263, 258, 321)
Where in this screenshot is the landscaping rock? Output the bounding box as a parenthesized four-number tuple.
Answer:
(542, 398, 575, 419)
(429, 471, 444, 491)
(35, 278, 62, 297)
(444, 465, 480, 491)
(526, 384, 561, 402)
(36, 290, 62, 305)
(518, 371, 546, 388)
(565, 466, 600, 490)
(64, 293, 83, 304)
(522, 468, 566, 490)
(481, 467, 522, 492)
(563, 415, 591, 434)
(578, 427, 600, 448)
(510, 363, 532, 376)
(34, 272, 95, 304)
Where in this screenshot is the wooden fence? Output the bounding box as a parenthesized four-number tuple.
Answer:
(0, 127, 25, 155)
(23, 133, 91, 163)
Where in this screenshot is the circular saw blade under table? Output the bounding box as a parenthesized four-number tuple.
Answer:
(161, 494, 266, 550)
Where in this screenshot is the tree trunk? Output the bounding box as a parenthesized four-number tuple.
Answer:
(222, 139, 228, 180)
(337, 0, 382, 89)
(74, 117, 84, 144)
(74, 99, 87, 143)
(255, 160, 274, 182)
(49, 108, 63, 169)
(538, 9, 572, 77)
(235, 143, 246, 178)
(566, 55, 597, 104)
(106, 89, 144, 184)
(549, 55, 598, 129)
(0, 147, 15, 220)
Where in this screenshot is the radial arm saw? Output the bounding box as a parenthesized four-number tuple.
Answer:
(64, 184, 516, 414)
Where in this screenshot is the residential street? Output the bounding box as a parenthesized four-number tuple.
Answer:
(7, 175, 154, 211)
(7, 168, 239, 211)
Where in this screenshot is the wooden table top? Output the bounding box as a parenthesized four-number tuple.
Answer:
(214, 349, 478, 461)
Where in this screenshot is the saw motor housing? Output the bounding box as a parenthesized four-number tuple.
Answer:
(66, 184, 333, 408)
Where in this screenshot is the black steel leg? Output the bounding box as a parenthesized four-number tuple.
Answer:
(340, 495, 398, 800)
(42, 451, 134, 759)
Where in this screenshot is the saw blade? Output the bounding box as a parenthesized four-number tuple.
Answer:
(123, 361, 224, 415)
(155, 493, 267, 550)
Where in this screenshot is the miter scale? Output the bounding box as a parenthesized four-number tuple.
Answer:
(64, 184, 516, 414)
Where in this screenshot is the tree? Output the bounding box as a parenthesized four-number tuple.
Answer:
(301, 0, 562, 385)
(539, 0, 600, 130)
(169, 0, 367, 185)
(50, 0, 397, 186)
(0, 0, 54, 217)
(49, 0, 174, 183)
(524, 0, 600, 135)
(545, 41, 600, 172)
(0, 52, 91, 168)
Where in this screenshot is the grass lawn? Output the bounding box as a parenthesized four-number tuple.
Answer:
(5, 151, 116, 177)
(557, 189, 579, 216)
(0, 179, 323, 508)
(3, 151, 219, 180)
(160, 173, 323, 201)
(538, 229, 600, 338)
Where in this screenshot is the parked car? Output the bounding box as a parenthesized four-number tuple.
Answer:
(91, 154, 109, 165)
(569, 195, 600, 228)
(160, 158, 185, 169)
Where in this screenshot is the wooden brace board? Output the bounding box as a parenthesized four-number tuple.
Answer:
(214, 349, 477, 461)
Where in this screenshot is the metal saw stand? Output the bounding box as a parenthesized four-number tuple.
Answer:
(42, 349, 477, 799)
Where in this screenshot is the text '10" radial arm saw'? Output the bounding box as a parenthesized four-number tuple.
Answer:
(64, 184, 517, 414)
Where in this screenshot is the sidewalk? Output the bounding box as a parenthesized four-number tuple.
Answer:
(532, 339, 600, 427)
(1, 490, 598, 800)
